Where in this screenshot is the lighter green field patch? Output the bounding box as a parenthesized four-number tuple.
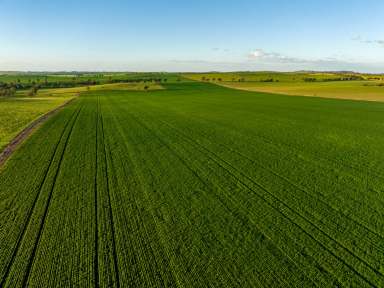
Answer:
(219, 81, 384, 102)
(0, 96, 72, 151)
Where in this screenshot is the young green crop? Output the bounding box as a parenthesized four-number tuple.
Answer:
(1, 82, 384, 287)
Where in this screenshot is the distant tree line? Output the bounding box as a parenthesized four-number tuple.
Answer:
(201, 77, 282, 83)
(303, 75, 364, 82)
(109, 78, 168, 84)
(198, 75, 366, 84)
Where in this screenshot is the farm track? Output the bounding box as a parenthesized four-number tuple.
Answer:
(1, 82, 384, 287)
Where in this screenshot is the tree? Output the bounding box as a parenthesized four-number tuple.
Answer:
(9, 87, 16, 97)
(28, 85, 39, 96)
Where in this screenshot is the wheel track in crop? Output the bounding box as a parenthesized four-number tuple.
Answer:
(107, 103, 182, 287)
(123, 111, 319, 287)
(125, 109, 381, 287)
(152, 115, 384, 287)
(100, 107, 120, 287)
(0, 104, 81, 287)
(20, 105, 83, 287)
(94, 94, 100, 287)
(102, 125, 150, 286)
(157, 118, 384, 254)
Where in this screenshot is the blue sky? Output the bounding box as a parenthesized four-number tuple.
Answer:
(0, 0, 383, 72)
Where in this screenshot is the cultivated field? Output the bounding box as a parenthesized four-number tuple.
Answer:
(1, 82, 384, 287)
(184, 72, 384, 101)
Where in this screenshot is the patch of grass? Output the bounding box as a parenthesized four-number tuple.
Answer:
(0, 96, 72, 151)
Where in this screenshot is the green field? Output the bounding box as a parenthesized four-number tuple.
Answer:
(1, 82, 384, 286)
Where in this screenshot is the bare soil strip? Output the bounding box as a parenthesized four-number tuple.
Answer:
(0, 98, 76, 167)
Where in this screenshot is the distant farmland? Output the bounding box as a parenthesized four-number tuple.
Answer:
(1, 81, 384, 287)
(184, 72, 384, 101)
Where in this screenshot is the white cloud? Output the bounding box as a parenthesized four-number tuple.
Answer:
(352, 36, 384, 47)
(248, 49, 309, 64)
(248, 49, 266, 59)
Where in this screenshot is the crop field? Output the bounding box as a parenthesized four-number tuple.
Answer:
(184, 72, 384, 102)
(1, 82, 384, 287)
